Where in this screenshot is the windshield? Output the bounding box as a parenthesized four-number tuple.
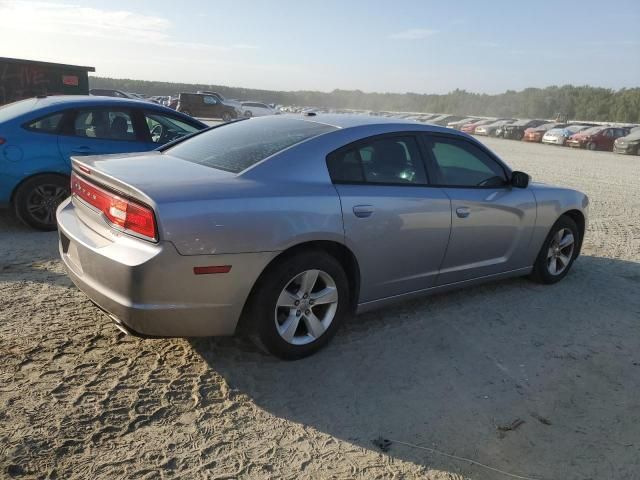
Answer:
(581, 126, 605, 135)
(567, 125, 590, 133)
(622, 130, 640, 140)
(165, 117, 337, 173)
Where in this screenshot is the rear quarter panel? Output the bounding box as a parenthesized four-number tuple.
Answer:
(0, 123, 68, 204)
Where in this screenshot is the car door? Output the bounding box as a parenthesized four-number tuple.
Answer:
(327, 134, 452, 303)
(597, 128, 612, 150)
(57, 107, 149, 162)
(203, 95, 222, 118)
(421, 133, 537, 285)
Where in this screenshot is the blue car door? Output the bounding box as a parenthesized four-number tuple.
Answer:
(57, 107, 149, 163)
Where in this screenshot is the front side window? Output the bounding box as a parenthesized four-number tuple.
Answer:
(425, 136, 507, 187)
(72, 110, 136, 141)
(26, 113, 64, 133)
(327, 136, 427, 185)
(203, 96, 218, 105)
(144, 111, 201, 144)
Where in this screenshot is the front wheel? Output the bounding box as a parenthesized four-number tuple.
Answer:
(587, 142, 597, 151)
(222, 112, 233, 122)
(245, 250, 349, 360)
(14, 174, 69, 231)
(530, 216, 579, 284)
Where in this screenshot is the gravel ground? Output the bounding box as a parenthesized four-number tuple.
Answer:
(1, 138, 639, 480)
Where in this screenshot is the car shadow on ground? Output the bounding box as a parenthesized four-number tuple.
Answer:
(190, 255, 640, 480)
(0, 212, 72, 287)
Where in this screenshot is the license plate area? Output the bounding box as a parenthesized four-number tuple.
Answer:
(61, 233, 83, 275)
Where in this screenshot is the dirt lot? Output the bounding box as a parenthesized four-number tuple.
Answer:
(1, 137, 639, 479)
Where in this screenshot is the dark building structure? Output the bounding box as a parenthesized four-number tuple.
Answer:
(0, 57, 95, 106)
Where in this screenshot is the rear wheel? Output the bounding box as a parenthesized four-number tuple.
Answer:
(181, 109, 192, 117)
(222, 112, 233, 122)
(14, 174, 69, 231)
(245, 250, 349, 360)
(530, 216, 579, 284)
(244, 110, 253, 118)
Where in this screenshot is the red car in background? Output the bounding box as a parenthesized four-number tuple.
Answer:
(523, 122, 564, 142)
(460, 119, 495, 134)
(566, 126, 630, 151)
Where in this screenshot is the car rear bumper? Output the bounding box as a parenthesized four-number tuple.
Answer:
(57, 198, 277, 337)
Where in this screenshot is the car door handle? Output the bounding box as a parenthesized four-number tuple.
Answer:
(456, 207, 471, 218)
(353, 205, 374, 218)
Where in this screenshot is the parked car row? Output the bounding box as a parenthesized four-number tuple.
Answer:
(91, 89, 281, 121)
(365, 109, 639, 154)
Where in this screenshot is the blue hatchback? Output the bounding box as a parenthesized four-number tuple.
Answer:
(0, 96, 207, 230)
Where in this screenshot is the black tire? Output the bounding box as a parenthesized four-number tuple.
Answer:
(244, 110, 253, 118)
(530, 215, 580, 284)
(13, 174, 69, 231)
(244, 250, 350, 360)
(587, 142, 597, 151)
(222, 112, 233, 122)
(181, 109, 192, 117)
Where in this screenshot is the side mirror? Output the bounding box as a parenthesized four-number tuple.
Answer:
(511, 171, 530, 188)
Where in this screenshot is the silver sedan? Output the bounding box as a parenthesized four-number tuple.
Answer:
(57, 115, 589, 359)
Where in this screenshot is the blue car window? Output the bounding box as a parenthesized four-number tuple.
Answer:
(26, 113, 64, 133)
(73, 110, 136, 141)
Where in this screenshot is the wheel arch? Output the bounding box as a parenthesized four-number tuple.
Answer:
(561, 209, 586, 255)
(237, 240, 361, 333)
(10, 171, 70, 204)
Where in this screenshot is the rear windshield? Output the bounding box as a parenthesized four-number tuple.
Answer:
(0, 98, 37, 123)
(165, 117, 337, 173)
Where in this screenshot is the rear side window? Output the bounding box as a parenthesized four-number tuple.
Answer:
(26, 113, 64, 133)
(165, 117, 336, 173)
(327, 136, 427, 185)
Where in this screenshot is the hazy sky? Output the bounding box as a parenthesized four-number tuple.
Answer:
(2, 0, 639, 94)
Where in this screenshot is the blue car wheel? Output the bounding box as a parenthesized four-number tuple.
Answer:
(14, 174, 69, 231)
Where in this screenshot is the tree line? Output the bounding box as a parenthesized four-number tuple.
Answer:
(90, 76, 640, 123)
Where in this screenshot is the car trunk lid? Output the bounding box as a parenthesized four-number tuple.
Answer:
(70, 151, 237, 241)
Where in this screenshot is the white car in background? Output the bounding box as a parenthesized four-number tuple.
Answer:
(542, 125, 591, 145)
(240, 102, 277, 117)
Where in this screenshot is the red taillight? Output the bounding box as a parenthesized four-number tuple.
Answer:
(70, 172, 157, 241)
(0, 137, 6, 145)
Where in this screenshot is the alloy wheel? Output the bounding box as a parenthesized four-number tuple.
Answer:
(274, 269, 338, 345)
(26, 184, 68, 226)
(546, 228, 575, 276)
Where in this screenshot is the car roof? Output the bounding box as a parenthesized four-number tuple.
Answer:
(293, 113, 430, 129)
(0, 95, 207, 127)
(24, 95, 155, 109)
